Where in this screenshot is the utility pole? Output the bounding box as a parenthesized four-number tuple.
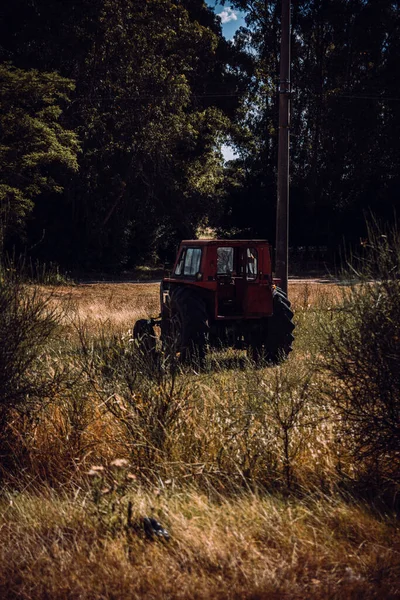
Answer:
(275, 0, 291, 295)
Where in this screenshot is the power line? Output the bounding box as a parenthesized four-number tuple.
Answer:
(77, 92, 400, 102)
(329, 93, 400, 102)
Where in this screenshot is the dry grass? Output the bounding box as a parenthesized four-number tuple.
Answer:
(52, 281, 340, 321)
(1, 280, 398, 598)
(0, 488, 398, 599)
(49, 282, 160, 334)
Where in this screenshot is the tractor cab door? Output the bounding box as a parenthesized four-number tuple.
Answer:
(235, 247, 268, 316)
(216, 246, 237, 316)
(216, 246, 271, 318)
(241, 247, 270, 316)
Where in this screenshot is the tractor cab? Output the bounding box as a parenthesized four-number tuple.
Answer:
(164, 240, 274, 320)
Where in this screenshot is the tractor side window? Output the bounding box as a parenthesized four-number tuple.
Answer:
(246, 248, 258, 280)
(183, 248, 202, 276)
(217, 247, 234, 275)
(174, 249, 186, 275)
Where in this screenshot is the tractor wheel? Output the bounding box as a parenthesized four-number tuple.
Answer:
(133, 319, 156, 358)
(274, 286, 292, 308)
(249, 287, 295, 364)
(164, 287, 209, 365)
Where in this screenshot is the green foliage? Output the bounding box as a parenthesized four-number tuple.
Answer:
(221, 0, 400, 251)
(0, 63, 79, 247)
(321, 220, 400, 483)
(1, 0, 399, 266)
(1, 0, 238, 267)
(69, 0, 232, 266)
(0, 253, 72, 285)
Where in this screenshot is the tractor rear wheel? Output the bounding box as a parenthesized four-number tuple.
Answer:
(163, 287, 209, 365)
(249, 287, 295, 364)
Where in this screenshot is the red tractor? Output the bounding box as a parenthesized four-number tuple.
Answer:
(133, 239, 294, 364)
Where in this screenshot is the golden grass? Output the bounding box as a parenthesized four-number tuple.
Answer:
(10, 280, 360, 489)
(1, 280, 398, 599)
(49, 282, 160, 334)
(45, 280, 343, 335)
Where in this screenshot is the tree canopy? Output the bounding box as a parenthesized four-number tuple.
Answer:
(0, 0, 399, 269)
(0, 63, 79, 249)
(219, 0, 400, 252)
(1, 0, 241, 267)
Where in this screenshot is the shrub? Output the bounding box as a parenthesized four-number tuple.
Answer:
(321, 220, 400, 484)
(0, 275, 63, 472)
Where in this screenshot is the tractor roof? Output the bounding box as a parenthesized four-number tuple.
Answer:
(180, 239, 269, 246)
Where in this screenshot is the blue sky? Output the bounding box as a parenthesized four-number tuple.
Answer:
(205, 1, 246, 41)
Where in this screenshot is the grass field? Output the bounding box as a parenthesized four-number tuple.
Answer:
(0, 281, 399, 599)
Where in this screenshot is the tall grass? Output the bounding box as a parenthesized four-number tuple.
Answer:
(0, 274, 69, 479)
(0, 283, 357, 501)
(0, 253, 72, 285)
(0, 277, 385, 495)
(0, 487, 398, 599)
(0, 268, 398, 597)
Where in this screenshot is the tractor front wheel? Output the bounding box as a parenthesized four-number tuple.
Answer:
(163, 287, 209, 365)
(133, 319, 156, 359)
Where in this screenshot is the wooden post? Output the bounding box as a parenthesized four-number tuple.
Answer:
(275, 0, 291, 295)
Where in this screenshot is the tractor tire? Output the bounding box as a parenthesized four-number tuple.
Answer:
(163, 287, 209, 365)
(249, 287, 295, 364)
(133, 319, 156, 358)
(274, 286, 292, 308)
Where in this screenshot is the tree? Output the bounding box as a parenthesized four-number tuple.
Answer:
(213, 1, 281, 241)
(0, 63, 79, 249)
(290, 0, 400, 249)
(1, 0, 243, 268)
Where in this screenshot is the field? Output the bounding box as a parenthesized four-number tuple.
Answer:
(0, 281, 399, 599)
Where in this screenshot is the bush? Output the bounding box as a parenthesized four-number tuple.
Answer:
(0, 275, 62, 471)
(321, 220, 400, 484)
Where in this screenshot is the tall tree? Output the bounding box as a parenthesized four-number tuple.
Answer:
(290, 0, 400, 247)
(0, 63, 79, 250)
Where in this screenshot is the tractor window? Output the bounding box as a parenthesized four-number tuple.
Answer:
(246, 248, 258, 280)
(217, 247, 234, 275)
(183, 248, 202, 276)
(174, 249, 186, 275)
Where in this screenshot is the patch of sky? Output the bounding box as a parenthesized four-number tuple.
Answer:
(205, 1, 246, 41)
(206, 2, 246, 161)
(221, 143, 239, 162)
